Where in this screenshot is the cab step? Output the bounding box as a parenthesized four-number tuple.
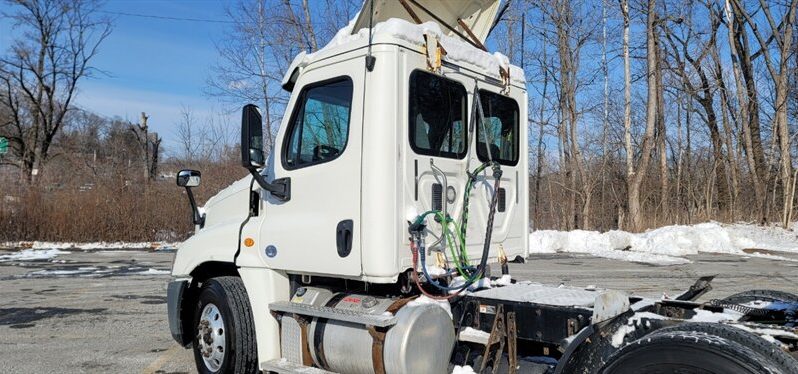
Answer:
(261, 359, 336, 374)
(268, 300, 397, 327)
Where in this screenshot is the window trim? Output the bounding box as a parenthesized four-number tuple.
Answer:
(475, 89, 520, 167)
(408, 69, 469, 160)
(281, 76, 355, 171)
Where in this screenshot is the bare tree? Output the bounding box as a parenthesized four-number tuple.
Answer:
(661, 5, 732, 215)
(731, 0, 798, 228)
(207, 0, 358, 155)
(621, 0, 632, 229)
(129, 112, 161, 182)
(0, 0, 111, 183)
(725, 0, 768, 220)
(175, 106, 202, 162)
(625, 0, 660, 232)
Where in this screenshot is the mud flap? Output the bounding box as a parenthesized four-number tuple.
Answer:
(167, 278, 190, 346)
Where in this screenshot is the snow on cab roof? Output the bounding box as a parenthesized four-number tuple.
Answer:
(281, 17, 526, 90)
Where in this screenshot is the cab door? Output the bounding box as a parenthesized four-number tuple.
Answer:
(255, 58, 364, 277)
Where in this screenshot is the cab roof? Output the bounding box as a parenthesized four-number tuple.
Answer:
(281, 1, 525, 92)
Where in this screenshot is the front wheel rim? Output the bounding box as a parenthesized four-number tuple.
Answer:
(197, 303, 226, 372)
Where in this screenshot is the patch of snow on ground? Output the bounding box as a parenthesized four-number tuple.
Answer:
(0, 241, 178, 251)
(529, 222, 798, 265)
(138, 268, 171, 275)
(0, 248, 70, 262)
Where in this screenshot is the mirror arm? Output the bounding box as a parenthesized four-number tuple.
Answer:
(184, 187, 205, 227)
(247, 168, 291, 201)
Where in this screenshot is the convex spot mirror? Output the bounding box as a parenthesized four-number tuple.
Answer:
(176, 169, 201, 187)
(241, 104, 265, 169)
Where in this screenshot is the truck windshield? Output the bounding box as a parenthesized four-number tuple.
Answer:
(476, 90, 519, 166)
(409, 70, 467, 159)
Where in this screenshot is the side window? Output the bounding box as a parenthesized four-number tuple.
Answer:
(476, 90, 519, 166)
(283, 78, 354, 169)
(409, 70, 468, 159)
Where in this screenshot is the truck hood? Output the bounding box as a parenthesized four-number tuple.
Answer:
(352, 0, 501, 44)
(200, 176, 251, 228)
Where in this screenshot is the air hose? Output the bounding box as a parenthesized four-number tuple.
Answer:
(409, 161, 502, 298)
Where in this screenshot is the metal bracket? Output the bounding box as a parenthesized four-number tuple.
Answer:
(480, 304, 506, 374)
(423, 33, 447, 73)
(507, 312, 518, 374)
(675, 275, 715, 301)
(292, 314, 314, 366)
(499, 67, 511, 93)
(477, 304, 519, 374)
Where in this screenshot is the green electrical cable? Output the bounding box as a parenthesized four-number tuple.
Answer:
(416, 210, 472, 279)
(412, 161, 497, 283)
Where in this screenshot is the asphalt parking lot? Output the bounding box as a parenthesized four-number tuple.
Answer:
(0, 248, 797, 373)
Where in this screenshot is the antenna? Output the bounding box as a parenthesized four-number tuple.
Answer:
(365, 0, 376, 71)
(521, 12, 525, 70)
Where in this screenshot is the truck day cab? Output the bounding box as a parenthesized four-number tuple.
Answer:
(167, 1, 798, 373)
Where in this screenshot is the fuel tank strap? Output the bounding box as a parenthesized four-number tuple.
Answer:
(367, 297, 418, 374)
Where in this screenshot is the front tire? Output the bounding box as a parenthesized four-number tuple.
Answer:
(192, 276, 258, 374)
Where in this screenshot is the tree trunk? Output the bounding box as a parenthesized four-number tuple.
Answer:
(655, 52, 668, 222)
(621, 0, 634, 230)
(628, 0, 660, 232)
(728, 1, 767, 218)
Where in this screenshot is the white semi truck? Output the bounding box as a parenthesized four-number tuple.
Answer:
(167, 1, 798, 373)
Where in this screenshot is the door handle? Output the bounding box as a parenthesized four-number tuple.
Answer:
(336, 220, 353, 257)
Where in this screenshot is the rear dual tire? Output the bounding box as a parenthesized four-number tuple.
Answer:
(722, 289, 798, 304)
(601, 322, 798, 374)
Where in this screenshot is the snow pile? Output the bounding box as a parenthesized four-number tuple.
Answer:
(458, 327, 490, 344)
(451, 365, 477, 374)
(0, 241, 178, 251)
(689, 309, 744, 323)
(295, 17, 524, 85)
(491, 274, 513, 286)
(529, 222, 798, 265)
(611, 311, 670, 348)
(0, 248, 70, 263)
(449, 276, 492, 292)
(610, 323, 637, 348)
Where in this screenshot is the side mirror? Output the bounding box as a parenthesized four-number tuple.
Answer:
(176, 169, 201, 187)
(176, 169, 204, 227)
(239, 104, 291, 202)
(241, 104, 265, 168)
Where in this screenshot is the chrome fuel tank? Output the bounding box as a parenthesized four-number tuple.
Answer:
(301, 292, 454, 374)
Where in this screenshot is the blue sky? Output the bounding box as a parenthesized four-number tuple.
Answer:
(1, 0, 236, 154)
